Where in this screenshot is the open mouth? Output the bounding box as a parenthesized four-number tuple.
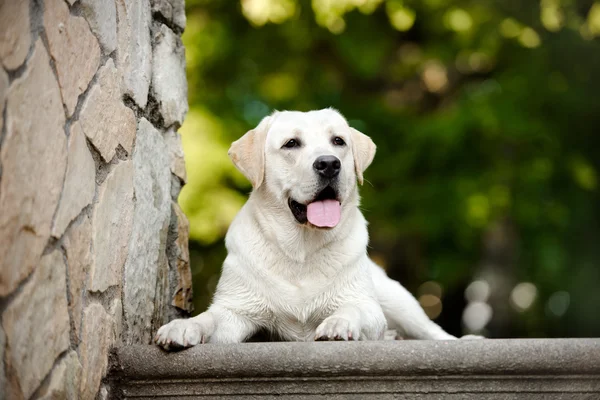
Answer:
(288, 186, 341, 228)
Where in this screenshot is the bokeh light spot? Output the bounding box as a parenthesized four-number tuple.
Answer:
(510, 282, 538, 312)
(500, 18, 522, 38)
(462, 301, 493, 332)
(242, 0, 297, 26)
(387, 1, 416, 32)
(444, 8, 473, 32)
(519, 27, 541, 48)
(419, 294, 443, 319)
(546, 291, 570, 317)
(465, 280, 491, 303)
(421, 61, 448, 93)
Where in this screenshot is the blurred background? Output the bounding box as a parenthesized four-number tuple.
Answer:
(179, 0, 600, 338)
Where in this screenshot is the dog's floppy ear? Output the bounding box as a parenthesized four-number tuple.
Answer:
(350, 127, 376, 185)
(228, 116, 271, 189)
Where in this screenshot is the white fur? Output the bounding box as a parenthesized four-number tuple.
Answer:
(156, 109, 473, 349)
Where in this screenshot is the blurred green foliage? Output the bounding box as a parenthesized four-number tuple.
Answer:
(179, 0, 600, 337)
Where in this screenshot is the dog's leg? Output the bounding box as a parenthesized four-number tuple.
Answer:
(155, 305, 258, 349)
(370, 263, 457, 340)
(315, 301, 386, 341)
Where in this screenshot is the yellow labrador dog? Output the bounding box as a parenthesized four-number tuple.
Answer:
(156, 108, 470, 349)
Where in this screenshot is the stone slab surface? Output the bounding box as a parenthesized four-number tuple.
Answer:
(52, 121, 96, 237)
(44, 0, 101, 116)
(38, 351, 82, 400)
(63, 213, 93, 341)
(109, 339, 600, 399)
(89, 160, 134, 292)
(80, 303, 114, 400)
(0, 0, 31, 70)
(2, 250, 70, 399)
(0, 67, 8, 129)
(152, 24, 188, 128)
(80, 0, 118, 54)
(0, 39, 67, 296)
(116, 0, 152, 108)
(79, 59, 136, 162)
(123, 118, 171, 344)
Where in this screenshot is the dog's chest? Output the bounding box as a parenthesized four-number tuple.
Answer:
(254, 262, 347, 339)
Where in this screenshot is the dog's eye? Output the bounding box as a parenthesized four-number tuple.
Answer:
(283, 139, 300, 148)
(333, 137, 346, 146)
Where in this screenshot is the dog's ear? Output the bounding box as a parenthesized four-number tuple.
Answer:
(228, 116, 271, 189)
(350, 127, 376, 185)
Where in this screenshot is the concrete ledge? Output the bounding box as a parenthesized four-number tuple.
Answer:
(108, 339, 600, 399)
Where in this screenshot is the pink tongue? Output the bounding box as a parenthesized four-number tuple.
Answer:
(306, 200, 341, 228)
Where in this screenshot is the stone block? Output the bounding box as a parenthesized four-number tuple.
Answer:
(0, 40, 67, 296)
(79, 303, 113, 400)
(37, 351, 82, 400)
(116, 0, 152, 108)
(152, 24, 188, 127)
(170, 202, 193, 313)
(2, 250, 70, 399)
(44, 0, 101, 116)
(0, 67, 8, 130)
(0, 326, 5, 400)
(63, 214, 93, 342)
(0, 0, 31, 70)
(123, 118, 171, 344)
(172, 0, 186, 30)
(150, 0, 186, 31)
(80, 0, 118, 54)
(52, 122, 96, 237)
(165, 129, 187, 182)
(89, 160, 134, 292)
(110, 298, 124, 345)
(79, 59, 136, 162)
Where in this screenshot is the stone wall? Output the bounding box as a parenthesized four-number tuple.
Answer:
(0, 0, 192, 398)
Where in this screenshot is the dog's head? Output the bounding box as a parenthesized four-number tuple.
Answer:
(228, 108, 376, 229)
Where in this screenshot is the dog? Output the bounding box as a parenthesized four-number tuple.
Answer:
(156, 108, 476, 349)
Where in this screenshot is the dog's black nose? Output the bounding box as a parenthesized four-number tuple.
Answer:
(313, 155, 341, 179)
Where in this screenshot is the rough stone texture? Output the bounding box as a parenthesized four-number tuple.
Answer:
(152, 24, 188, 128)
(63, 214, 93, 342)
(123, 118, 171, 344)
(2, 250, 70, 399)
(80, 0, 118, 54)
(79, 59, 136, 162)
(52, 122, 96, 237)
(44, 0, 101, 116)
(152, 244, 170, 335)
(110, 299, 124, 345)
(151, 0, 186, 31)
(0, 0, 31, 70)
(0, 67, 7, 129)
(110, 339, 600, 399)
(89, 160, 134, 292)
(0, 40, 67, 297)
(3, 345, 23, 400)
(165, 129, 187, 183)
(169, 202, 193, 312)
(79, 303, 113, 400)
(116, 0, 152, 108)
(0, 1, 190, 398)
(38, 351, 82, 400)
(0, 326, 5, 400)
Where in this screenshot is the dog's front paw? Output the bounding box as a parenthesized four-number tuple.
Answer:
(155, 319, 206, 350)
(315, 316, 360, 341)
